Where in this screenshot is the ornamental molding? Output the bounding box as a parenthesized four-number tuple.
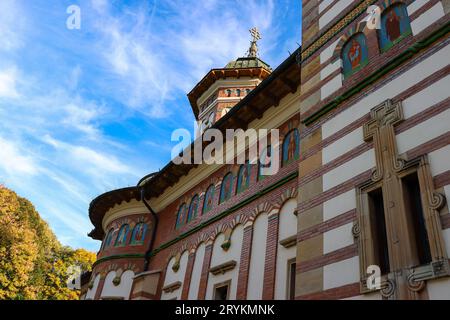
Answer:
(209, 260, 237, 276)
(279, 235, 297, 248)
(162, 281, 182, 294)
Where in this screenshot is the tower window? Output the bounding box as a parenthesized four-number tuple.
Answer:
(236, 89, 241, 97)
(368, 188, 390, 275)
(402, 172, 432, 266)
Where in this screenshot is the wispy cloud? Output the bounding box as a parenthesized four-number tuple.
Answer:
(0, 0, 27, 52)
(0, 138, 38, 176)
(0, 67, 20, 98)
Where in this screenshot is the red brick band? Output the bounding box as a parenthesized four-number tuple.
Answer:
(296, 282, 360, 300)
(297, 209, 357, 243)
(297, 244, 358, 274)
(236, 225, 254, 300)
(262, 214, 279, 300)
(197, 244, 213, 300)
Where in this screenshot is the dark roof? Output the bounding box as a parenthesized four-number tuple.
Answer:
(88, 187, 141, 240)
(224, 57, 272, 70)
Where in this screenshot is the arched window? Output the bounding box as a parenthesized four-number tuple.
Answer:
(219, 173, 233, 203)
(187, 195, 199, 222)
(258, 145, 273, 180)
(379, 4, 411, 52)
(342, 32, 369, 78)
(176, 203, 188, 229)
(130, 223, 147, 245)
(282, 129, 300, 166)
(237, 162, 251, 193)
(226, 89, 232, 97)
(203, 185, 215, 214)
(115, 224, 130, 247)
(103, 228, 114, 249)
(236, 89, 241, 97)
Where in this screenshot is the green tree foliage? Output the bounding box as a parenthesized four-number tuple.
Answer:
(0, 186, 96, 300)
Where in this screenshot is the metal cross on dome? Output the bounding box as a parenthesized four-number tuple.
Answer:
(250, 27, 261, 42)
(248, 27, 261, 58)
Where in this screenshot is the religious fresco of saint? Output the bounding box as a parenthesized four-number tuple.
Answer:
(130, 223, 147, 245)
(282, 129, 300, 166)
(379, 4, 412, 52)
(203, 185, 215, 214)
(104, 228, 114, 248)
(176, 204, 188, 229)
(237, 163, 251, 193)
(115, 224, 130, 247)
(187, 195, 199, 222)
(258, 145, 272, 180)
(342, 33, 369, 78)
(220, 173, 233, 203)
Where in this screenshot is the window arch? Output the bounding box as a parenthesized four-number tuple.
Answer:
(379, 3, 412, 52)
(114, 224, 130, 247)
(103, 228, 114, 249)
(342, 32, 369, 78)
(219, 173, 233, 203)
(176, 203, 188, 229)
(187, 195, 200, 222)
(282, 129, 300, 166)
(237, 162, 251, 193)
(130, 223, 147, 245)
(203, 185, 215, 214)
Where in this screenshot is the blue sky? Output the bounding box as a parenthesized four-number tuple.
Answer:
(0, 0, 301, 251)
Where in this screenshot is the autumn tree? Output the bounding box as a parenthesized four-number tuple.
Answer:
(0, 186, 96, 300)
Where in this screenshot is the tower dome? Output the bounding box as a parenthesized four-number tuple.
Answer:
(187, 27, 272, 132)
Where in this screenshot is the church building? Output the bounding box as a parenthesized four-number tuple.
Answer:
(82, 0, 450, 300)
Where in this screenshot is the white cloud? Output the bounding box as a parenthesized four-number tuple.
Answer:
(0, 137, 38, 176)
(0, 0, 26, 52)
(0, 68, 19, 98)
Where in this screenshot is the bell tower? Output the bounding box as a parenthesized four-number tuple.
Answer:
(187, 27, 272, 133)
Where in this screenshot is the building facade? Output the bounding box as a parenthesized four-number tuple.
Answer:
(82, 0, 450, 300)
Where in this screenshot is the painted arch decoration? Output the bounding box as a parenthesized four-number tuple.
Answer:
(175, 203, 188, 229)
(103, 228, 114, 249)
(258, 145, 272, 180)
(282, 129, 300, 166)
(379, 3, 411, 52)
(342, 32, 369, 78)
(130, 223, 147, 245)
(236, 162, 251, 193)
(114, 224, 130, 247)
(187, 195, 199, 222)
(202, 185, 215, 215)
(220, 173, 234, 203)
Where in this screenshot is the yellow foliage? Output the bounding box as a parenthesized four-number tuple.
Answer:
(0, 187, 96, 300)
